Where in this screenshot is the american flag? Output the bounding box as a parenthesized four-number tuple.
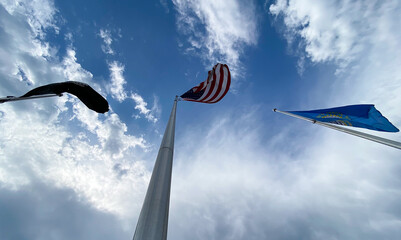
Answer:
(180, 63, 231, 103)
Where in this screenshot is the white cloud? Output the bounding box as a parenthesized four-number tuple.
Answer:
(151, 94, 162, 119)
(0, 0, 58, 93)
(72, 100, 148, 152)
(0, 0, 152, 221)
(0, 90, 151, 216)
(172, 0, 258, 76)
(131, 93, 158, 123)
(269, 0, 401, 126)
(107, 61, 127, 102)
(167, 106, 401, 239)
(99, 29, 114, 55)
(160, 0, 170, 13)
(100, 31, 159, 123)
(53, 48, 93, 82)
(269, 0, 400, 68)
(251, 2, 401, 238)
(0, 181, 131, 240)
(0, 96, 151, 215)
(1, 0, 59, 38)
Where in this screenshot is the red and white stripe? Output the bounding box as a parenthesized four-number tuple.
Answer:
(191, 63, 231, 103)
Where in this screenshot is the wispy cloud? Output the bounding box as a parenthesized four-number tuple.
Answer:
(102, 31, 160, 123)
(99, 27, 160, 123)
(160, 0, 170, 13)
(56, 48, 93, 82)
(131, 93, 158, 123)
(269, 0, 395, 69)
(172, 0, 258, 76)
(107, 61, 127, 102)
(99, 29, 114, 55)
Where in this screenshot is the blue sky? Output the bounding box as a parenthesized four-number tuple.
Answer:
(1, 0, 401, 239)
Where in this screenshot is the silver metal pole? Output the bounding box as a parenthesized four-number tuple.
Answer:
(133, 97, 178, 240)
(274, 108, 401, 150)
(0, 94, 62, 104)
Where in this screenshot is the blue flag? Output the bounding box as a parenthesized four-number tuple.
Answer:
(288, 104, 399, 132)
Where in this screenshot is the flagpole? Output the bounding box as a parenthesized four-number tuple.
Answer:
(274, 108, 401, 150)
(133, 96, 178, 240)
(0, 94, 62, 104)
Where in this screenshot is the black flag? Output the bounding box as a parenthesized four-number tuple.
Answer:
(20, 81, 109, 113)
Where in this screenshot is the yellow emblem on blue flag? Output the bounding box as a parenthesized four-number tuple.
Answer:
(288, 104, 399, 132)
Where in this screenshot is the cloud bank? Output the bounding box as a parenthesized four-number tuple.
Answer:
(169, 106, 401, 240)
(0, 181, 130, 240)
(0, 0, 151, 233)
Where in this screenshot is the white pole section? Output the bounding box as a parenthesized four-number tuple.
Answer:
(0, 94, 62, 104)
(274, 108, 401, 150)
(133, 97, 178, 240)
